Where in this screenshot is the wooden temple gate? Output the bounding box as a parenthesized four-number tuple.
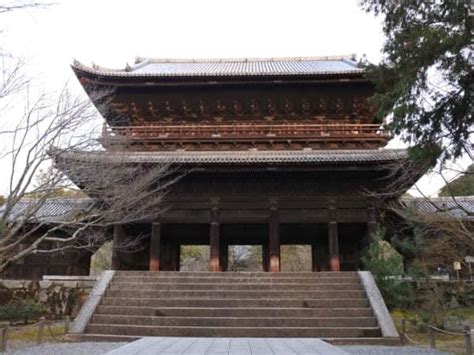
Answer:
(56, 56, 415, 274)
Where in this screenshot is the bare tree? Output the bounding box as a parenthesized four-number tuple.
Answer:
(373, 158, 474, 274)
(0, 4, 177, 273)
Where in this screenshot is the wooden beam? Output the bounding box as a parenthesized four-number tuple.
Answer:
(328, 221, 340, 272)
(149, 223, 161, 271)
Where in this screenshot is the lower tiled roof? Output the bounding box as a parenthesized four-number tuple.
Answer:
(401, 196, 474, 221)
(56, 149, 409, 165)
(4, 195, 472, 224)
(1, 198, 94, 223)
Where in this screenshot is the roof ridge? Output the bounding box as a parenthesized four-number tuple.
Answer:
(134, 55, 357, 65)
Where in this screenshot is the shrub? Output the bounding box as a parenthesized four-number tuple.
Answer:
(0, 298, 47, 324)
(362, 228, 415, 309)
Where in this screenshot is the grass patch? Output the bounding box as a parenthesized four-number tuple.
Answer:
(391, 308, 473, 355)
(7, 323, 66, 343)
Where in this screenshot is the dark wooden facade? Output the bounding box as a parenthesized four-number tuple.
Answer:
(65, 56, 413, 272)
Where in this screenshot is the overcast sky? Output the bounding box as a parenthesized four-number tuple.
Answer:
(0, 0, 471, 196)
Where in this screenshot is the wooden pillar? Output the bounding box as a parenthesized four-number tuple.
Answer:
(171, 243, 181, 271)
(111, 224, 125, 270)
(149, 223, 161, 271)
(209, 201, 220, 272)
(210, 222, 220, 271)
(269, 203, 280, 272)
(367, 206, 377, 241)
(311, 243, 317, 272)
(160, 238, 171, 271)
(328, 221, 340, 272)
(262, 244, 269, 272)
(312, 239, 330, 272)
(219, 243, 228, 272)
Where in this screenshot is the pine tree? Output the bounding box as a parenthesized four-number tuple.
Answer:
(360, 0, 473, 160)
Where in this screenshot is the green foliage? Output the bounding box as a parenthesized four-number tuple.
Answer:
(439, 164, 474, 196)
(0, 298, 47, 324)
(362, 228, 415, 309)
(0, 195, 4, 206)
(180, 245, 209, 271)
(361, 0, 473, 160)
(90, 241, 112, 274)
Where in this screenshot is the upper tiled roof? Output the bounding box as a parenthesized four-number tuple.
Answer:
(401, 196, 474, 221)
(72, 56, 364, 78)
(1, 198, 94, 223)
(56, 149, 408, 165)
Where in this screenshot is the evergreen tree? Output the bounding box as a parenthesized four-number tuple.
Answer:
(439, 164, 474, 196)
(360, 0, 473, 160)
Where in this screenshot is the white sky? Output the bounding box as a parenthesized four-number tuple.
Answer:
(0, 0, 471, 196)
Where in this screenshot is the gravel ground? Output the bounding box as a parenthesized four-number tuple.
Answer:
(8, 342, 124, 355)
(7, 342, 453, 355)
(341, 345, 451, 355)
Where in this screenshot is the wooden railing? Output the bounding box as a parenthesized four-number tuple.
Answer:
(102, 123, 387, 143)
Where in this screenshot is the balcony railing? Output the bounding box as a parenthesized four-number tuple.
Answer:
(102, 123, 387, 144)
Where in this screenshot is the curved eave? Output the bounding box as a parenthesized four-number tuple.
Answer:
(71, 62, 368, 86)
(53, 149, 410, 169)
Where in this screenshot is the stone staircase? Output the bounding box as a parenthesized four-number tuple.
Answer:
(78, 271, 399, 345)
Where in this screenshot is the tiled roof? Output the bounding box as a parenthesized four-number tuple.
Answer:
(401, 196, 474, 221)
(0, 198, 95, 223)
(56, 149, 408, 165)
(72, 56, 363, 78)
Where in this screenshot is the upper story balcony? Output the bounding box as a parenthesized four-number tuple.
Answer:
(101, 122, 389, 151)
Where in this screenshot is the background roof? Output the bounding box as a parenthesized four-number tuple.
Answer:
(401, 196, 474, 221)
(1, 198, 94, 223)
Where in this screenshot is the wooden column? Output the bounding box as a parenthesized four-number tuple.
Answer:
(171, 243, 181, 271)
(328, 221, 340, 272)
(269, 203, 280, 272)
(210, 222, 220, 271)
(111, 224, 125, 270)
(311, 243, 318, 272)
(209, 201, 220, 272)
(262, 244, 269, 272)
(367, 206, 377, 241)
(312, 239, 330, 272)
(219, 243, 228, 272)
(149, 223, 161, 271)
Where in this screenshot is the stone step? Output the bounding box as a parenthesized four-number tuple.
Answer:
(101, 297, 370, 308)
(91, 314, 378, 328)
(79, 334, 141, 342)
(327, 337, 401, 346)
(109, 282, 364, 291)
(105, 289, 366, 299)
(78, 334, 400, 346)
(112, 276, 360, 284)
(114, 271, 359, 278)
(95, 305, 374, 318)
(86, 324, 381, 338)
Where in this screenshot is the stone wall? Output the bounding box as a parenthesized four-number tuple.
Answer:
(0, 276, 96, 318)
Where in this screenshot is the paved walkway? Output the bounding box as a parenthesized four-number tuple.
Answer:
(8, 341, 452, 355)
(106, 337, 347, 355)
